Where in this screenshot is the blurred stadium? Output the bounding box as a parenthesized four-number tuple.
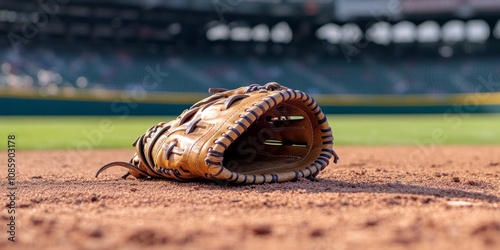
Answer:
(1, 0, 500, 115)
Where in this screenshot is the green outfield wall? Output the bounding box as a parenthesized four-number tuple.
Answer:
(1, 88, 500, 115)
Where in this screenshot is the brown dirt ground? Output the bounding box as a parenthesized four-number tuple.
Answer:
(1, 146, 500, 250)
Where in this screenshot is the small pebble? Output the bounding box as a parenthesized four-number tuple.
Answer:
(252, 224, 272, 235)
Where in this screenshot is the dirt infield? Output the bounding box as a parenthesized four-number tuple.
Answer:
(1, 146, 500, 250)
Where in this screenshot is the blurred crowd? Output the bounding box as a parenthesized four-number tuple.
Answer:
(1, 43, 499, 96)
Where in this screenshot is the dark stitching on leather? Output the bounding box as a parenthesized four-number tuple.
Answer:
(209, 88, 228, 93)
(284, 90, 291, 100)
(240, 114, 253, 124)
(320, 153, 332, 159)
(224, 94, 249, 109)
(146, 125, 172, 166)
(247, 109, 259, 119)
(321, 128, 332, 133)
(179, 166, 191, 173)
(201, 99, 220, 111)
(208, 148, 224, 157)
(279, 92, 285, 100)
(312, 103, 319, 111)
(192, 94, 225, 109)
(185, 118, 202, 134)
(307, 100, 315, 107)
(212, 166, 224, 176)
(305, 167, 312, 176)
(164, 141, 178, 160)
(263, 99, 271, 108)
(314, 164, 322, 172)
(270, 174, 278, 183)
(318, 157, 330, 164)
(269, 95, 277, 105)
(321, 148, 335, 154)
(132, 136, 140, 147)
(205, 159, 222, 165)
(228, 127, 241, 137)
(303, 95, 310, 103)
(254, 103, 266, 113)
(222, 133, 235, 143)
(318, 116, 327, 124)
(235, 120, 248, 131)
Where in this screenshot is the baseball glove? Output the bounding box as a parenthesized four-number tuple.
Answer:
(96, 82, 338, 184)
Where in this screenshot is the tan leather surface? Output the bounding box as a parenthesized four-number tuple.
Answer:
(97, 82, 339, 184)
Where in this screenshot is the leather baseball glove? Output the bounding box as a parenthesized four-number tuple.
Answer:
(96, 82, 338, 184)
